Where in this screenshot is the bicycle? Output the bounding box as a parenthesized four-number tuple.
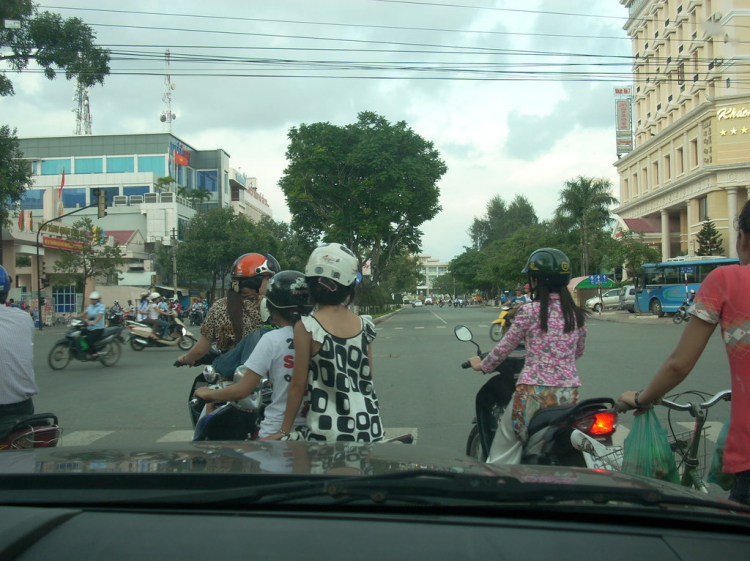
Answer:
(584, 390, 731, 492)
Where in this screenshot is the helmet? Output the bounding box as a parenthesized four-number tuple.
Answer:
(150, 292, 161, 300)
(522, 248, 572, 286)
(0, 265, 10, 294)
(305, 243, 358, 286)
(264, 271, 310, 310)
(690, 289, 695, 294)
(113, 300, 119, 304)
(89, 291, 101, 300)
(140, 291, 149, 298)
(231, 253, 280, 292)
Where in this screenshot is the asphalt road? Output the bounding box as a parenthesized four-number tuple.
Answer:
(31, 306, 731, 462)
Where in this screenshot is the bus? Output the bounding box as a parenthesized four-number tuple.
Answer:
(636, 256, 739, 316)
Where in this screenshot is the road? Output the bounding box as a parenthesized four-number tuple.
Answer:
(31, 306, 731, 460)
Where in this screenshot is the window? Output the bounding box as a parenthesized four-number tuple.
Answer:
(107, 156, 135, 173)
(197, 170, 218, 192)
(698, 196, 708, 221)
(62, 188, 86, 208)
(622, 178, 629, 200)
(676, 147, 684, 174)
(40, 159, 71, 175)
(20, 189, 44, 209)
(138, 155, 166, 176)
(52, 286, 77, 313)
(74, 158, 103, 174)
(89, 187, 120, 206)
(690, 138, 698, 168)
(642, 167, 648, 191)
(123, 186, 150, 197)
(187, 168, 195, 189)
(633, 172, 639, 195)
(224, 170, 229, 195)
(652, 161, 659, 187)
(663, 154, 671, 180)
(677, 62, 685, 84)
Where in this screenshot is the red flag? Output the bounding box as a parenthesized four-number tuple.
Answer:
(174, 153, 188, 166)
(18, 211, 23, 231)
(58, 168, 65, 198)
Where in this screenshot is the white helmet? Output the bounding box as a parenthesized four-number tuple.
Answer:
(89, 291, 101, 300)
(305, 243, 358, 286)
(150, 292, 161, 300)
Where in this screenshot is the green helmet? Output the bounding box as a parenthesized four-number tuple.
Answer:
(522, 248, 572, 286)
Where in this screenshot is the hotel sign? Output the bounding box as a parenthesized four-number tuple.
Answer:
(717, 107, 750, 121)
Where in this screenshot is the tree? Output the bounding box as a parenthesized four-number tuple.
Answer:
(379, 252, 423, 295)
(156, 176, 177, 192)
(553, 176, 618, 276)
(449, 248, 486, 295)
(176, 185, 213, 207)
(0, 126, 34, 265)
(607, 230, 661, 281)
(0, 1, 110, 97)
(257, 216, 316, 273)
(695, 217, 725, 256)
(468, 194, 538, 250)
(279, 111, 447, 283)
(53, 218, 125, 308)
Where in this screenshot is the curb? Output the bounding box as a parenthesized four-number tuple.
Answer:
(590, 312, 672, 325)
(372, 308, 403, 325)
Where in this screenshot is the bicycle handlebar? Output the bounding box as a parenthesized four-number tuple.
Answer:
(613, 389, 731, 415)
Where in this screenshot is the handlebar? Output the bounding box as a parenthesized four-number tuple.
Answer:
(613, 389, 731, 414)
(461, 361, 471, 369)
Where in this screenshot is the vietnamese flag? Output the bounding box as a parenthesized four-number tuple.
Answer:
(58, 168, 65, 198)
(175, 153, 188, 166)
(18, 211, 24, 231)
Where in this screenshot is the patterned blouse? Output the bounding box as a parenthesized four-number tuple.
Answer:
(481, 294, 586, 387)
(200, 296, 263, 352)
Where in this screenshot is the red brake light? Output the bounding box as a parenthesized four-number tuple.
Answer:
(574, 412, 617, 436)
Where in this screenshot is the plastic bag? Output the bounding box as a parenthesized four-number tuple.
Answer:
(707, 415, 735, 491)
(621, 409, 679, 484)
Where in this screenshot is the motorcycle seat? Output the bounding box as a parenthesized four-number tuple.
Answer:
(102, 326, 122, 338)
(526, 404, 576, 437)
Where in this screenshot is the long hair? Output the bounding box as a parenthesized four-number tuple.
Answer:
(227, 276, 264, 340)
(535, 284, 587, 333)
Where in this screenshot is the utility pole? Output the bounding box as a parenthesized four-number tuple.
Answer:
(171, 227, 178, 298)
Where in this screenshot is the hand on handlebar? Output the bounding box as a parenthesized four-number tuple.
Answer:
(467, 355, 483, 372)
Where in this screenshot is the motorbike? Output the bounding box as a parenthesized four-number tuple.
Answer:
(0, 413, 62, 450)
(126, 314, 196, 351)
(489, 305, 515, 342)
(107, 308, 124, 327)
(47, 319, 125, 370)
(188, 308, 205, 326)
(455, 325, 619, 468)
(673, 300, 692, 324)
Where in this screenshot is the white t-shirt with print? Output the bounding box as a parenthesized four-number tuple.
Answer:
(244, 325, 307, 438)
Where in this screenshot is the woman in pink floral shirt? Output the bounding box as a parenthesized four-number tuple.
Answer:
(469, 248, 588, 465)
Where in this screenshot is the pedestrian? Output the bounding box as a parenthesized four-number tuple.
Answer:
(619, 199, 750, 506)
(75, 291, 106, 358)
(264, 243, 382, 442)
(177, 253, 279, 365)
(0, 266, 39, 421)
(468, 248, 587, 465)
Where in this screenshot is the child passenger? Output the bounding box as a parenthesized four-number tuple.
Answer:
(192, 271, 309, 438)
(264, 243, 383, 442)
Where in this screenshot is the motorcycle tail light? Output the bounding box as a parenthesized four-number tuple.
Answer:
(10, 426, 62, 449)
(573, 412, 617, 436)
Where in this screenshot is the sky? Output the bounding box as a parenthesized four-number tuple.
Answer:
(1, 0, 632, 263)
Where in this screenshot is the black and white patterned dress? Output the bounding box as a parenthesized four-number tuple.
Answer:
(296, 315, 383, 442)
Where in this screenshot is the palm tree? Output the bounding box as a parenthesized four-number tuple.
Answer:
(154, 175, 177, 193)
(554, 176, 618, 276)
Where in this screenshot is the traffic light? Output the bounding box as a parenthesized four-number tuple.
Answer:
(93, 188, 107, 218)
(41, 276, 51, 288)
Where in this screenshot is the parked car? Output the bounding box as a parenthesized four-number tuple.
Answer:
(584, 288, 621, 312)
(618, 285, 637, 313)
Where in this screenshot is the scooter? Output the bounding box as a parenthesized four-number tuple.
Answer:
(673, 299, 692, 324)
(188, 308, 205, 326)
(0, 413, 62, 450)
(47, 319, 125, 370)
(455, 325, 619, 468)
(489, 305, 515, 342)
(126, 314, 196, 351)
(107, 308, 124, 327)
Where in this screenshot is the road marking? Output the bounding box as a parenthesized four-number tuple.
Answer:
(61, 430, 114, 447)
(428, 309, 448, 324)
(157, 430, 196, 443)
(394, 327, 404, 330)
(415, 326, 424, 329)
(384, 427, 418, 443)
(436, 326, 446, 329)
(477, 324, 489, 328)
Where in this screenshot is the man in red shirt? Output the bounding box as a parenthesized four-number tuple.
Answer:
(620, 199, 750, 505)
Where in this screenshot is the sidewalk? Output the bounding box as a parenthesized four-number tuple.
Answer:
(589, 310, 673, 325)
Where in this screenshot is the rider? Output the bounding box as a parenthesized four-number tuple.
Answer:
(193, 271, 310, 437)
(0, 265, 39, 419)
(76, 291, 106, 357)
(619, 199, 750, 506)
(147, 293, 173, 340)
(111, 300, 123, 314)
(178, 253, 279, 365)
(136, 292, 150, 322)
(124, 299, 135, 318)
(469, 248, 588, 465)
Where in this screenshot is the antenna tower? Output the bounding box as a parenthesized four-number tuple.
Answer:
(160, 49, 176, 131)
(73, 79, 92, 135)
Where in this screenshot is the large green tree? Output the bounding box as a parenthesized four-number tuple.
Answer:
(553, 176, 618, 276)
(469, 194, 538, 250)
(279, 111, 446, 283)
(379, 252, 423, 295)
(256, 216, 317, 273)
(52, 218, 125, 308)
(605, 230, 661, 281)
(0, 126, 34, 264)
(695, 217, 725, 256)
(0, 0, 110, 97)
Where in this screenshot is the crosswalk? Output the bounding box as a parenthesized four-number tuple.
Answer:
(59, 427, 420, 447)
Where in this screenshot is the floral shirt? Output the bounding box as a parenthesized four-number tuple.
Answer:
(690, 264, 750, 474)
(200, 296, 263, 352)
(481, 294, 586, 387)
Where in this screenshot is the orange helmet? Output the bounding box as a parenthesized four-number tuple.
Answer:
(230, 253, 279, 292)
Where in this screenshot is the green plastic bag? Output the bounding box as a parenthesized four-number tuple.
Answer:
(707, 416, 735, 491)
(621, 409, 679, 484)
(79, 338, 89, 351)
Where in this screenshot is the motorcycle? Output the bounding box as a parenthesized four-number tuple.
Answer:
(126, 314, 196, 351)
(455, 325, 619, 468)
(107, 308, 124, 327)
(0, 413, 62, 450)
(47, 319, 125, 370)
(489, 305, 515, 342)
(673, 300, 692, 324)
(188, 308, 205, 326)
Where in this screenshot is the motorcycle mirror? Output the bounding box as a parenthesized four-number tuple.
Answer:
(454, 325, 473, 342)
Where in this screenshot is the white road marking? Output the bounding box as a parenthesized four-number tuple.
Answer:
(436, 326, 446, 329)
(384, 427, 418, 443)
(428, 309, 448, 324)
(477, 325, 489, 328)
(394, 327, 404, 330)
(61, 430, 114, 447)
(157, 430, 196, 443)
(415, 326, 424, 329)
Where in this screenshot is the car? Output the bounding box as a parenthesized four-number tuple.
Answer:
(424, 298, 433, 305)
(412, 300, 423, 307)
(585, 288, 621, 312)
(618, 284, 637, 313)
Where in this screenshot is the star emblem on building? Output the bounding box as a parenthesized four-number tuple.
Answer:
(720, 129, 727, 136)
(743, 127, 749, 134)
(730, 128, 738, 135)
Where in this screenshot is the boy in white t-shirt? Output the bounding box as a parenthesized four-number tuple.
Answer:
(193, 271, 310, 438)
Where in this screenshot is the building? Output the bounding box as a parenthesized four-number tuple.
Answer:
(1, 132, 273, 313)
(416, 255, 451, 296)
(614, 0, 750, 259)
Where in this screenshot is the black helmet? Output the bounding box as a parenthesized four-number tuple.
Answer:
(264, 271, 311, 310)
(522, 248, 572, 286)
